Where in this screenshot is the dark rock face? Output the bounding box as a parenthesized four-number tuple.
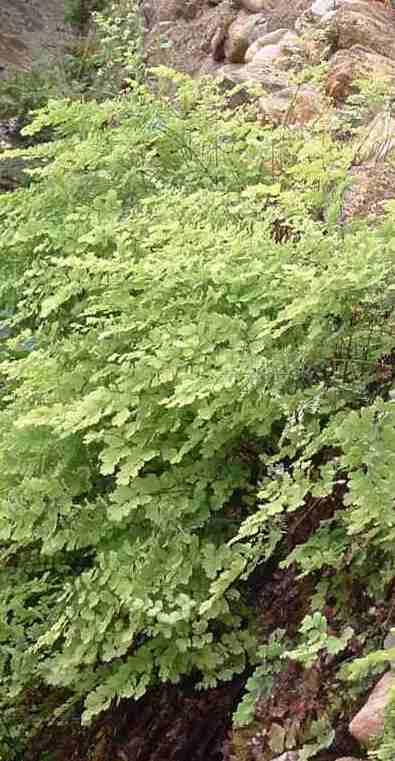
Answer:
(26, 682, 244, 761)
(0, 0, 74, 74)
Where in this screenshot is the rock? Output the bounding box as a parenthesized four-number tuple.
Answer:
(241, 0, 272, 11)
(211, 25, 227, 61)
(217, 61, 289, 91)
(246, 29, 298, 61)
(384, 631, 395, 651)
(329, 0, 395, 62)
(384, 630, 395, 669)
(142, 0, 199, 24)
(258, 85, 323, 126)
(270, 752, 299, 761)
(339, 108, 395, 222)
(265, 0, 313, 32)
(248, 27, 291, 51)
(0, 0, 74, 73)
(354, 110, 395, 164)
(326, 45, 395, 102)
(349, 671, 395, 745)
(245, 30, 304, 70)
(210, 3, 240, 62)
(0, 117, 21, 149)
(311, 0, 336, 16)
(224, 10, 268, 63)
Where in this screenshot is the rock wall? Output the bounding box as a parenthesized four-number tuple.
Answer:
(0, 0, 74, 74)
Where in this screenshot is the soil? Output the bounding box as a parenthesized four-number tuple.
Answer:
(26, 681, 244, 761)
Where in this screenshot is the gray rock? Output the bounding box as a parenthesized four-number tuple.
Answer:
(217, 61, 289, 92)
(224, 10, 268, 64)
(311, 0, 336, 17)
(384, 630, 395, 669)
(0, 0, 74, 72)
(245, 29, 300, 65)
(384, 631, 395, 651)
(241, 0, 268, 11)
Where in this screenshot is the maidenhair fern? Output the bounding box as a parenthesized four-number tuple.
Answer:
(0, 64, 395, 758)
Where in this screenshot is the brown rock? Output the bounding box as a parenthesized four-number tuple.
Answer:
(258, 85, 323, 126)
(0, 0, 74, 72)
(328, 0, 395, 61)
(142, 0, 199, 24)
(211, 25, 227, 61)
(224, 10, 267, 63)
(265, 0, 313, 33)
(340, 163, 395, 222)
(144, 0, 236, 76)
(326, 45, 395, 102)
(349, 671, 395, 745)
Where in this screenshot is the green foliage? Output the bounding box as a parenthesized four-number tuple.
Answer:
(234, 630, 286, 727)
(284, 613, 354, 669)
(64, 0, 85, 25)
(1, 44, 395, 761)
(91, 0, 145, 96)
(64, 0, 107, 27)
(298, 718, 335, 761)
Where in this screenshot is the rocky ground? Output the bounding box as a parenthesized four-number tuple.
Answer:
(0, 0, 74, 74)
(144, 0, 395, 222)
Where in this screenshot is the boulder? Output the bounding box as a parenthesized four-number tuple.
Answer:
(326, 45, 395, 102)
(353, 110, 395, 164)
(264, 0, 313, 32)
(210, 3, 240, 62)
(224, 10, 268, 63)
(349, 671, 395, 745)
(311, 0, 337, 16)
(258, 85, 323, 126)
(245, 30, 304, 69)
(340, 110, 395, 222)
(327, 0, 395, 61)
(241, 0, 273, 11)
(217, 61, 289, 91)
(384, 631, 395, 668)
(248, 27, 291, 52)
